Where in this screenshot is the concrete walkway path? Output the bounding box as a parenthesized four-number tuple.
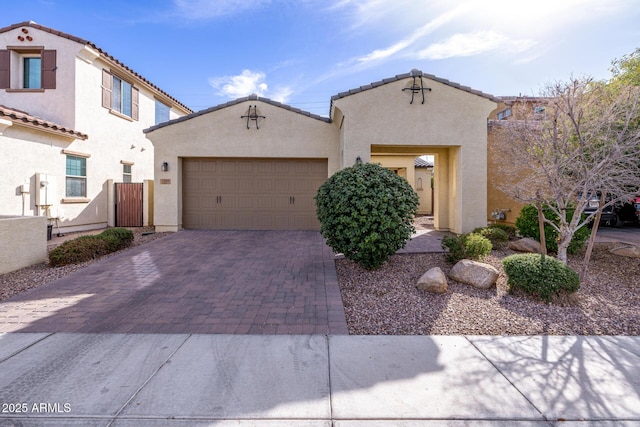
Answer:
(0, 333, 638, 426)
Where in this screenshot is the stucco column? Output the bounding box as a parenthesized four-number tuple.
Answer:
(106, 179, 115, 227)
(433, 150, 450, 232)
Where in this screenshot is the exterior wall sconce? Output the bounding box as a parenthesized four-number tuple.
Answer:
(241, 105, 266, 129)
(161, 162, 169, 172)
(355, 156, 363, 165)
(402, 70, 431, 104)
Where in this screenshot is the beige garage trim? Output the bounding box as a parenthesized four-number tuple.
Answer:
(182, 158, 327, 230)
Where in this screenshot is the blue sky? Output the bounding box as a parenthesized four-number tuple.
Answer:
(4, 0, 639, 116)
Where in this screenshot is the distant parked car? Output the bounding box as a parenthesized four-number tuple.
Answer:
(583, 193, 638, 227)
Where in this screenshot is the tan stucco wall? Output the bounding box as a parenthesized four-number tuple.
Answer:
(415, 167, 433, 215)
(333, 77, 496, 233)
(371, 155, 416, 188)
(146, 99, 340, 231)
(0, 215, 47, 274)
(371, 155, 433, 215)
(0, 25, 189, 233)
(487, 122, 525, 225)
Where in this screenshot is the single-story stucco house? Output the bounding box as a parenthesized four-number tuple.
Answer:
(144, 69, 498, 234)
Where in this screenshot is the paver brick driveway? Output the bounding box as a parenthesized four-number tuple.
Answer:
(0, 231, 348, 334)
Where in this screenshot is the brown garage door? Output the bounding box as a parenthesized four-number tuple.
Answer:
(182, 158, 327, 230)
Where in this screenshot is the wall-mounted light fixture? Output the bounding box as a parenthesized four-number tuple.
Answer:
(130, 144, 136, 149)
(355, 156, 363, 165)
(161, 162, 169, 172)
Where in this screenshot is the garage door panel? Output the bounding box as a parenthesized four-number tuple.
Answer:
(236, 195, 254, 209)
(183, 158, 327, 230)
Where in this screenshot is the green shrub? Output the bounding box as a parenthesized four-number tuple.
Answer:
(472, 227, 509, 248)
(49, 235, 110, 267)
(441, 233, 492, 263)
(48, 227, 134, 267)
(515, 204, 590, 254)
(99, 227, 134, 251)
(488, 223, 517, 239)
(315, 162, 419, 269)
(502, 253, 580, 302)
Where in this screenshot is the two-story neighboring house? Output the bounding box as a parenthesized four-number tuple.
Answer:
(0, 21, 191, 234)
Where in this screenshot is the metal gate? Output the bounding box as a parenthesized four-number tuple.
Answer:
(115, 183, 143, 227)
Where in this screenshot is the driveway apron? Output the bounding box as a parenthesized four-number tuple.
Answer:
(0, 230, 348, 334)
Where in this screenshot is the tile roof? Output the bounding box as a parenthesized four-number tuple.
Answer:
(0, 104, 88, 140)
(330, 69, 499, 120)
(414, 157, 433, 168)
(0, 21, 192, 114)
(145, 94, 330, 133)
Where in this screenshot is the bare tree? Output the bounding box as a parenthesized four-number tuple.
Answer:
(493, 77, 640, 266)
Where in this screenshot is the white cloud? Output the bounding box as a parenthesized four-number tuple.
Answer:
(208, 69, 293, 103)
(357, 4, 469, 63)
(270, 86, 294, 103)
(172, 0, 270, 20)
(209, 70, 268, 98)
(417, 31, 536, 60)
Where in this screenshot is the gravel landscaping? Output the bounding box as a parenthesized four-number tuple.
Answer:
(337, 241, 640, 336)
(1, 222, 639, 336)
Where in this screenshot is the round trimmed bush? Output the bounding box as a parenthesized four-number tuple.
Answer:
(502, 253, 580, 302)
(315, 162, 419, 269)
(515, 204, 590, 254)
(441, 233, 492, 263)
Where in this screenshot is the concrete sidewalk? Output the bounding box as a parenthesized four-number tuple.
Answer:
(0, 333, 638, 426)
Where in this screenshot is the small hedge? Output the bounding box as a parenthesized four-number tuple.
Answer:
(487, 223, 517, 239)
(49, 227, 134, 267)
(441, 233, 492, 263)
(472, 226, 509, 249)
(515, 204, 590, 254)
(502, 253, 580, 302)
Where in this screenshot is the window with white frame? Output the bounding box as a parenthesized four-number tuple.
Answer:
(155, 99, 170, 125)
(66, 155, 87, 197)
(123, 164, 132, 183)
(101, 70, 139, 120)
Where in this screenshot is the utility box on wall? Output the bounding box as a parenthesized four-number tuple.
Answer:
(35, 173, 58, 207)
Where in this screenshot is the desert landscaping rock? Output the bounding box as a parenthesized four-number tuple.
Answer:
(336, 241, 640, 335)
(610, 245, 640, 258)
(508, 237, 542, 253)
(449, 259, 499, 289)
(416, 267, 447, 293)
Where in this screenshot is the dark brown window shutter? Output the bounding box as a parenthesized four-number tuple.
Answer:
(101, 69, 112, 109)
(131, 86, 139, 120)
(0, 50, 10, 89)
(41, 50, 56, 89)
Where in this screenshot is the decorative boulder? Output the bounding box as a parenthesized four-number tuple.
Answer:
(610, 245, 640, 258)
(508, 238, 542, 254)
(417, 267, 448, 293)
(449, 259, 499, 289)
